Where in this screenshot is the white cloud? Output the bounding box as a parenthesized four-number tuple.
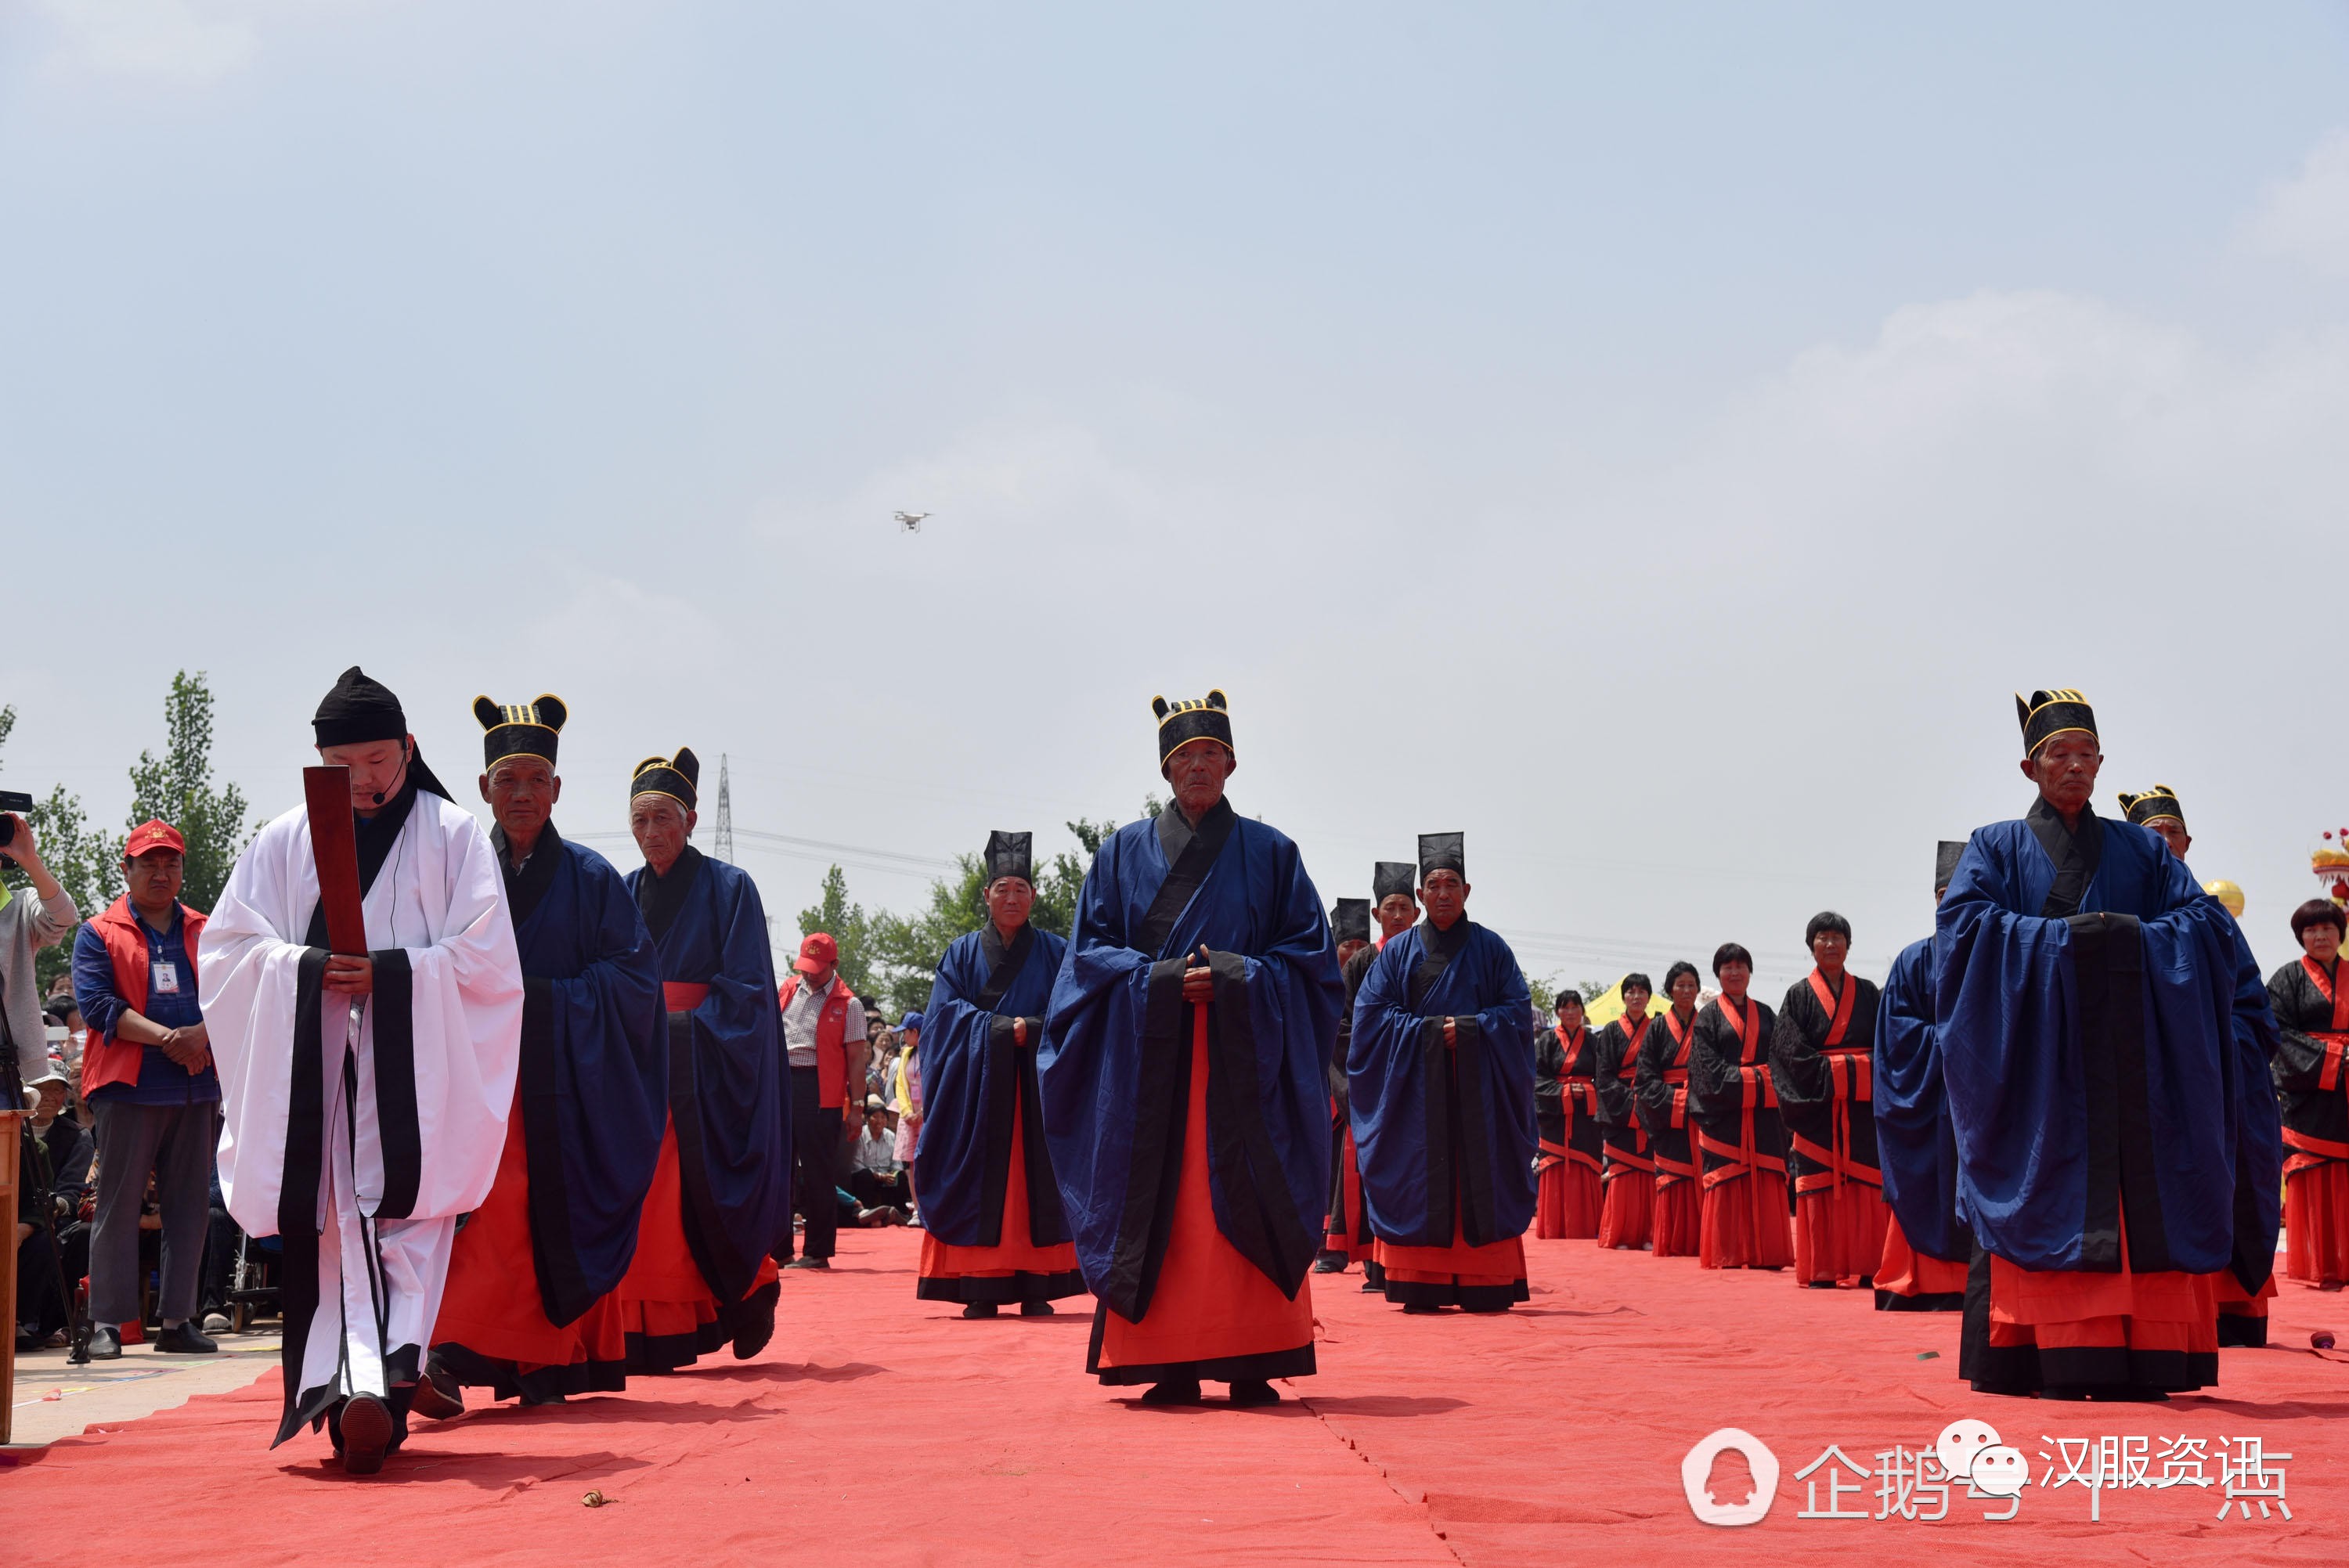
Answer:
(30, 0, 377, 86)
(2246, 127, 2349, 276)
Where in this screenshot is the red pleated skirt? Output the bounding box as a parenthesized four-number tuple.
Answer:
(1596, 1168, 1651, 1250)
(1535, 1146, 1602, 1240)
(1700, 1172, 1793, 1269)
(615, 1119, 780, 1357)
(1873, 1214, 1965, 1298)
(2286, 1160, 2349, 1287)
(1650, 1180, 1701, 1257)
(1794, 1183, 1890, 1285)
(918, 1091, 1081, 1291)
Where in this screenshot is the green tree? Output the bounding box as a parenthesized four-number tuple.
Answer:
(122, 670, 253, 914)
(795, 864, 879, 998)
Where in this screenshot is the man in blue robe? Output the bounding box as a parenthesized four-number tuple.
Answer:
(915, 830, 1084, 1316)
(1936, 689, 2281, 1399)
(1348, 834, 1535, 1312)
(614, 749, 788, 1371)
(423, 696, 668, 1411)
(1039, 689, 1342, 1407)
(1870, 839, 1970, 1314)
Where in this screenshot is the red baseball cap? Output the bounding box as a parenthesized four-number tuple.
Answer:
(125, 820, 186, 860)
(796, 932, 839, 974)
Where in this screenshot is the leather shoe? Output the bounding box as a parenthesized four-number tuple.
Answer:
(784, 1256, 830, 1270)
(1019, 1299, 1054, 1317)
(154, 1322, 218, 1355)
(337, 1394, 395, 1476)
(88, 1324, 123, 1361)
(410, 1357, 464, 1421)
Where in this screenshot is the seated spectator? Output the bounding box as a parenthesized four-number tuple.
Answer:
(14, 1069, 74, 1349)
(846, 1095, 911, 1223)
(73, 820, 220, 1358)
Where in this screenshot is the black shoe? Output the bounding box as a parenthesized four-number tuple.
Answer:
(730, 1281, 780, 1360)
(962, 1302, 999, 1319)
(1402, 1303, 1442, 1314)
(1312, 1254, 1346, 1274)
(518, 1389, 568, 1408)
(337, 1394, 395, 1476)
(1139, 1379, 1201, 1405)
(88, 1324, 123, 1361)
(1228, 1379, 1280, 1407)
(1359, 1279, 1382, 1292)
(784, 1256, 831, 1271)
(410, 1357, 464, 1421)
(1019, 1299, 1054, 1317)
(154, 1321, 219, 1356)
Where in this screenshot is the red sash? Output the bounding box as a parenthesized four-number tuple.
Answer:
(2285, 957, 2349, 1171)
(1695, 994, 1784, 1191)
(664, 982, 710, 1011)
(1792, 968, 1878, 1195)
(1654, 1008, 1699, 1183)
(1603, 1017, 1652, 1174)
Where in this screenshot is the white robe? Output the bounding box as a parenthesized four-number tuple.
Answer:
(200, 788, 521, 1444)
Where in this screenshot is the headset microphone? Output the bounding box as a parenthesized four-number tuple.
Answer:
(372, 791, 388, 805)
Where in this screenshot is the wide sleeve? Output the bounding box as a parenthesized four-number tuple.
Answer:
(1683, 1009, 1740, 1131)
(1770, 984, 1840, 1155)
(1874, 946, 1962, 1261)
(1632, 1019, 1675, 1143)
(1533, 1030, 1564, 1110)
(685, 864, 792, 1284)
(529, 853, 669, 1317)
(1593, 1026, 1633, 1128)
(197, 813, 312, 1235)
(911, 936, 995, 1247)
(2270, 964, 2338, 1094)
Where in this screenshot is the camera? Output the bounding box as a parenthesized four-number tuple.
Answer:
(1, 788, 32, 847)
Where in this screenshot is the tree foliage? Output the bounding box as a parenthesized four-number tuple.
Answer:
(794, 864, 879, 999)
(124, 671, 252, 914)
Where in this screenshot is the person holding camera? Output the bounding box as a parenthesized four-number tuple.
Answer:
(2, 809, 80, 1105)
(71, 820, 219, 1358)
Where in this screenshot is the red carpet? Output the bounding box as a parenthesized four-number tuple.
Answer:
(5, 1228, 2346, 1565)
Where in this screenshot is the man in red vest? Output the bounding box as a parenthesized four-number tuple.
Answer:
(779, 932, 864, 1269)
(70, 820, 218, 1358)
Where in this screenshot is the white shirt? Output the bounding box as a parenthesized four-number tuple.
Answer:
(781, 973, 867, 1069)
(852, 1126, 898, 1174)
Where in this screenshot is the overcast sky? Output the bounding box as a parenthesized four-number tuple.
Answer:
(5, 3, 2347, 998)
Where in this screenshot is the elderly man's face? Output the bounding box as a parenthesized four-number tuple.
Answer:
(1420, 870, 1467, 928)
(124, 849, 184, 910)
(1336, 937, 1369, 968)
(2149, 820, 2191, 859)
(1164, 741, 1234, 820)
(33, 1080, 66, 1120)
(986, 875, 1036, 932)
(1376, 893, 1418, 939)
(319, 737, 410, 811)
(2020, 734, 2101, 816)
(482, 758, 561, 842)
(630, 794, 695, 874)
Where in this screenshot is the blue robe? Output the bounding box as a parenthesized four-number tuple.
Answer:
(1037, 798, 1341, 1320)
(1347, 920, 1536, 1247)
(627, 845, 791, 1303)
(1936, 802, 2281, 1287)
(915, 921, 1072, 1249)
(503, 824, 668, 1323)
(1873, 935, 1968, 1265)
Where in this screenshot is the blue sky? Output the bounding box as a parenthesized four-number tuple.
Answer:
(5, 2, 2347, 992)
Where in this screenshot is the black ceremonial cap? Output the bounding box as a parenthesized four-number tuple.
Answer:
(1332, 898, 1371, 945)
(630, 748, 699, 812)
(1418, 832, 1465, 881)
(1934, 839, 1967, 894)
(474, 694, 567, 770)
(2116, 784, 2185, 831)
(985, 830, 1034, 884)
(2015, 688, 2097, 757)
(312, 665, 406, 748)
(1153, 688, 1234, 772)
(1373, 861, 1417, 902)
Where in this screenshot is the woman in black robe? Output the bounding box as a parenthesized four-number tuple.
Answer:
(2274, 897, 2349, 1290)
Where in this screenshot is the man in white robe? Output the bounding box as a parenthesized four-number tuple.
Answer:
(200, 667, 522, 1474)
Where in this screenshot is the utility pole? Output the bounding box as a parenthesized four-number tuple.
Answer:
(713, 753, 734, 864)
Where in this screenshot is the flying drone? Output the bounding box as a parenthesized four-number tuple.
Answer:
(895, 511, 931, 534)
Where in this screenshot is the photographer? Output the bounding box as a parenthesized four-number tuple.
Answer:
(71, 820, 218, 1358)
(2, 808, 80, 1105)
